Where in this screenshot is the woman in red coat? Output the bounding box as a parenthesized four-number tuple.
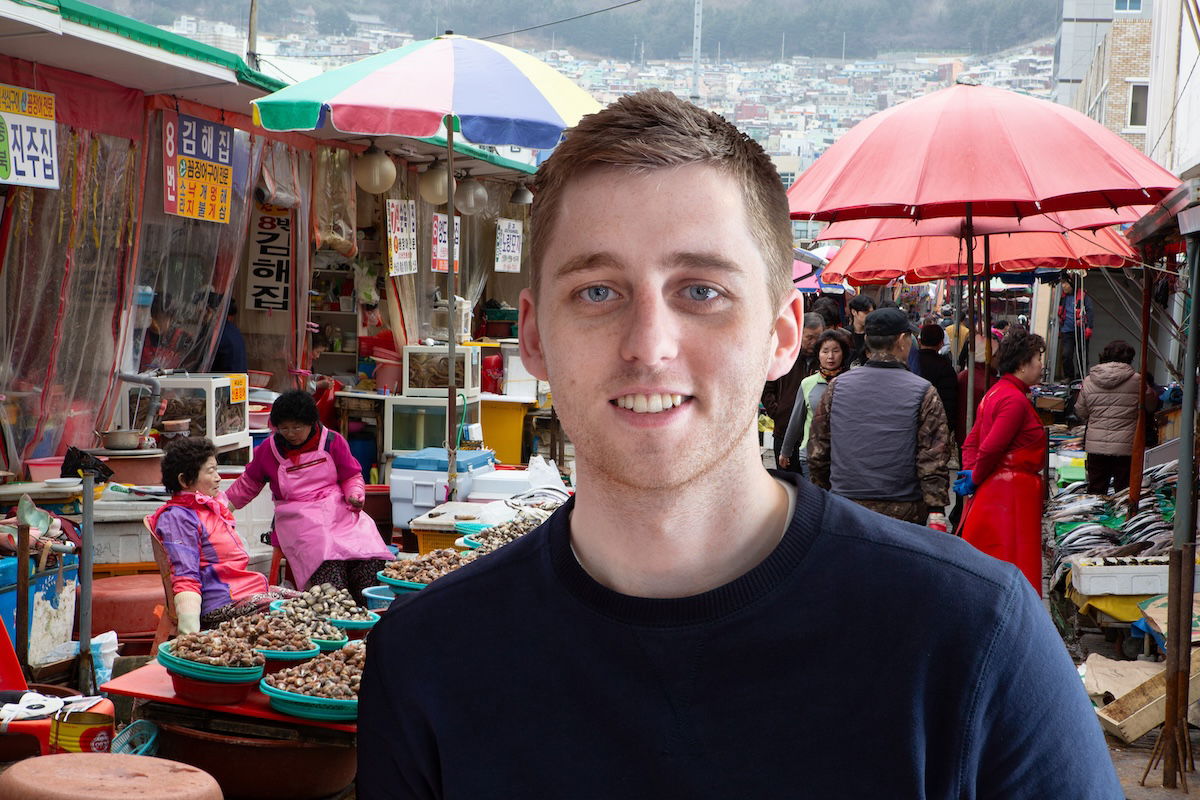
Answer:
(956, 329, 1047, 595)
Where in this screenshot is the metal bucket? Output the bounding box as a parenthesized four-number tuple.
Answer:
(49, 709, 114, 753)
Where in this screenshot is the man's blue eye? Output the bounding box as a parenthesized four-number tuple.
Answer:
(584, 286, 611, 302)
(687, 286, 720, 301)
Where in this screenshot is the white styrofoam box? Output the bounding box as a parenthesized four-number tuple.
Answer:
(501, 342, 536, 396)
(1070, 559, 1199, 596)
(466, 469, 532, 504)
(389, 463, 494, 528)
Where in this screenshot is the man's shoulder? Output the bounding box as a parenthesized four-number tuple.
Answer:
(373, 521, 554, 634)
(814, 488, 1016, 600)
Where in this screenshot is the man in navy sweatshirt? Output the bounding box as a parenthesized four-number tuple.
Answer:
(358, 90, 1122, 799)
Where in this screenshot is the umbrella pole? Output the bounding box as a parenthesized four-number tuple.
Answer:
(1129, 263, 1153, 514)
(1152, 233, 1200, 788)
(446, 119, 459, 500)
(983, 234, 993, 390)
(965, 205, 977, 432)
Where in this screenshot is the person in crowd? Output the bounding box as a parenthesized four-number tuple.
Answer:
(809, 308, 950, 525)
(993, 319, 1010, 337)
(956, 331, 1000, 446)
(226, 390, 392, 604)
(943, 309, 971, 367)
(357, 89, 1121, 799)
(809, 295, 842, 329)
(778, 328, 852, 477)
(1075, 339, 1160, 494)
(761, 312, 824, 466)
(148, 437, 295, 632)
(846, 293, 875, 366)
(955, 329, 1048, 595)
(917, 323, 959, 441)
(1058, 276, 1094, 381)
(210, 297, 247, 373)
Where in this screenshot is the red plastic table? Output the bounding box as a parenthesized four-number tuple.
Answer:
(101, 662, 356, 734)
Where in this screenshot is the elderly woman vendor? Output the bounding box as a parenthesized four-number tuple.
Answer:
(148, 437, 294, 633)
(226, 390, 392, 603)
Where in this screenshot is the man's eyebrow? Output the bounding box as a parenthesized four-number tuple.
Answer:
(552, 253, 622, 280)
(670, 251, 746, 273)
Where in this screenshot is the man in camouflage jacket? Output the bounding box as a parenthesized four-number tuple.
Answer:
(808, 308, 951, 526)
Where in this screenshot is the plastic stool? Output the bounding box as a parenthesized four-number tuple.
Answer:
(87, 574, 166, 639)
(0, 752, 222, 799)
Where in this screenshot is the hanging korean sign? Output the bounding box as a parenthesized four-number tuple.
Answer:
(162, 110, 234, 223)
(246, 199, 292, 311)
(431, 212, 461, 273)
(495, 218, 523, 273)
(0, 84, 58, 189)
(386, 198, 418, 276)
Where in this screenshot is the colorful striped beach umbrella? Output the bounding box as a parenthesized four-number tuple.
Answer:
(251, 33, 598, 502)
(251, 33, 600, 149)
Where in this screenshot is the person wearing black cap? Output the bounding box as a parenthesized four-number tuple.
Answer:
(809, 307, 951, 526)
(917, 323, 959, 442)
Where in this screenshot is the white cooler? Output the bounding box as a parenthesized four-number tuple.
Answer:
(390, 448, 495, 528)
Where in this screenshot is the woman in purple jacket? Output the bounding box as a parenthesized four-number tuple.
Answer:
(226, 390, 393, 603)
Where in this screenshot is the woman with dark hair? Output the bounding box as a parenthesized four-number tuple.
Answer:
(147, 437, 295, 632)
(955, 330, 1047, 595)
(1075, 339, 1160, 494)
(226, 390, 393, 603)
(778, 328, 851, 477)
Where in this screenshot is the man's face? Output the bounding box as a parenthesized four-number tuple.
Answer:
(850, 306, 871, 327)
(800, 325, 823, 354)
(519, 165, 801, 491)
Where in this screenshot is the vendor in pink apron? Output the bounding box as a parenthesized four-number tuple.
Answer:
(226, 390, 392, 603)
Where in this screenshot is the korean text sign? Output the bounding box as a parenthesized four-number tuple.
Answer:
(387, 199, 418, 276)
(431, 212, 461, 273)
(163, 110, 234, 223)
(0, 84, 58, 189)
(246, 200, 293, 311)
(495, 218, 523, 273)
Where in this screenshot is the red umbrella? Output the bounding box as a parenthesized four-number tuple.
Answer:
(787, 83, 1180, 223)
(820, 225, 1137, 285)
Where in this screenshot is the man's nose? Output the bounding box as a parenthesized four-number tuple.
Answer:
(618, 292, 679, 366)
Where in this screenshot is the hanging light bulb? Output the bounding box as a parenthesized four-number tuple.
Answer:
(508, 184, 533, 205)
(353, 145, 396, 194)
(454, 172, 489, 216)
(419, 159, 454, 205)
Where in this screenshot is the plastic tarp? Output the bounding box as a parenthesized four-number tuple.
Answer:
(238, 146, 313, 392)
(0, 126, 140, 464)
(313, 146, 356, 258)
(134, 111, 264, 374)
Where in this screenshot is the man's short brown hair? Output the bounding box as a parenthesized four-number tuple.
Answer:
(530, 90, 794, 305)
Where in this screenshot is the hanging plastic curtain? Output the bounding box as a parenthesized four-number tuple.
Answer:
(239, 145, 313, 391)
(0, 127, 140, 463)
(134, 111, 264, 373)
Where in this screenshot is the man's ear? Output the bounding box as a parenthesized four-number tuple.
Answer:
(518, 288, 549, 381)
(766, 292, 803, 381)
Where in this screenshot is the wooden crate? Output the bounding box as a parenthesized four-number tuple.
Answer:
(1097, 648, 1200, 743)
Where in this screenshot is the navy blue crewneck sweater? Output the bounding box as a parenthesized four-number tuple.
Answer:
(358, 473, 1119, 799)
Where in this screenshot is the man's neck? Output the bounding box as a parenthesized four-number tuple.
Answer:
(853, 320, 866, 333)
(567, 439, 791, 598)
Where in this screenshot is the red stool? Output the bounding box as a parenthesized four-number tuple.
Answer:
(0, 752, 222, 799)
(86, 574, 166, 641)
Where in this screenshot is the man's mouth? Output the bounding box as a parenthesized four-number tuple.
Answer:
(611, 393, 688, 414)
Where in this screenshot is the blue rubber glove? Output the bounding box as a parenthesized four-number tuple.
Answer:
(953, 469, 978, 496)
